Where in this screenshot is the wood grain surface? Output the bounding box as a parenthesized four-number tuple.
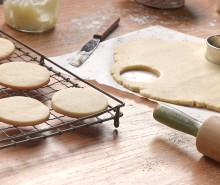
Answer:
(0, 0, 220, 184)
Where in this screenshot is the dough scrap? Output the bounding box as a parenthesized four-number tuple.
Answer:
(51, 88, 108, 118)
(0, 96, 50, 126)
(0, 38, 15, 61)
(111, 38, 220, 112)
(0, 62, 50, 90)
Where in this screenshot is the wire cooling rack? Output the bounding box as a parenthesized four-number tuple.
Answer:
(0, 30, 125, 149)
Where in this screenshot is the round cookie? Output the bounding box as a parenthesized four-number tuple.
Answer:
(0, 62, 50, 90)
(0, 96, 50, 126)
(51, 88, 108, 118)
(0, 38, 15, 61)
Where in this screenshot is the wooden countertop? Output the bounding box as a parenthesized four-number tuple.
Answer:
(0, 0, 220, 184)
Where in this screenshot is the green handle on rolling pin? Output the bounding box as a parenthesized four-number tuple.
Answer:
(153, 104, 202, 137)
(153, 104, 220, 163)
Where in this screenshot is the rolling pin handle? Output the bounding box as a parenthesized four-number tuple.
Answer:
(153, 104, 202, 137)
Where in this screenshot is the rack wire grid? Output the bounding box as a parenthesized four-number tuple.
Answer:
(0, 30, 125, 149)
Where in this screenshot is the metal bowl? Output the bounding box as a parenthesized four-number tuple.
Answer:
(135, 0, 185, 9)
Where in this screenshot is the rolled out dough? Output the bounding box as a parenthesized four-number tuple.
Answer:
(111, 38, 220, 112)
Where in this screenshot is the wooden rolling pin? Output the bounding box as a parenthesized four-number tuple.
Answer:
(153, 104, 220, 162)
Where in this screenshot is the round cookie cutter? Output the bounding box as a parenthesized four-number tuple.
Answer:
(205, 35, 220, 65)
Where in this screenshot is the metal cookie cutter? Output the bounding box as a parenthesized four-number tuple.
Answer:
(205, 35, 220, 65)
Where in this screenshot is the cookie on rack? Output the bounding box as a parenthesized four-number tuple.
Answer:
(51, 88, 108, 118)
(0, 61, 50, 90)
(0, 38, 15, 61)
(0, 96, 50, 126)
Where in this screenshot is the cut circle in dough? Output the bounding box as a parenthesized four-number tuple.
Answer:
(0, 62, 50, 90)
(111, 38, 220, 112)
(0, 96, 50, 126)
(51, 88, 108, 118)
(0, 38, 15, 61)
(121, 67, 159, 82)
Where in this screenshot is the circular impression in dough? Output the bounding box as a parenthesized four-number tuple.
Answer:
(51, 88, 109, 118)
(0, 96, 50, 126)
(121, 69, 158, 82)
(0, 62, 50, 90)
(0, 38, 15, 61)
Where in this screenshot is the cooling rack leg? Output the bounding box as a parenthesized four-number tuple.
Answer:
(114, 107, 120, 128)
(40, 56, 45, 65)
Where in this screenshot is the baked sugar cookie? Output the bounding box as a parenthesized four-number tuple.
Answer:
(0, 96, 50, 126)
(0, 62, 50, 90)
(51, 88, 108, 118)
(0, 38, 15, 61)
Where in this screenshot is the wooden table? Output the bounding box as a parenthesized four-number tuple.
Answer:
(0, 0, 220, 184)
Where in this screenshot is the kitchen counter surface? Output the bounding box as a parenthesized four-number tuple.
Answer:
(0, 0, 220, 184)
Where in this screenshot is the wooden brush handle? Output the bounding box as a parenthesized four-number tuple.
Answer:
(153, 104, 201, 137)
(93, 15, 120, 41)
